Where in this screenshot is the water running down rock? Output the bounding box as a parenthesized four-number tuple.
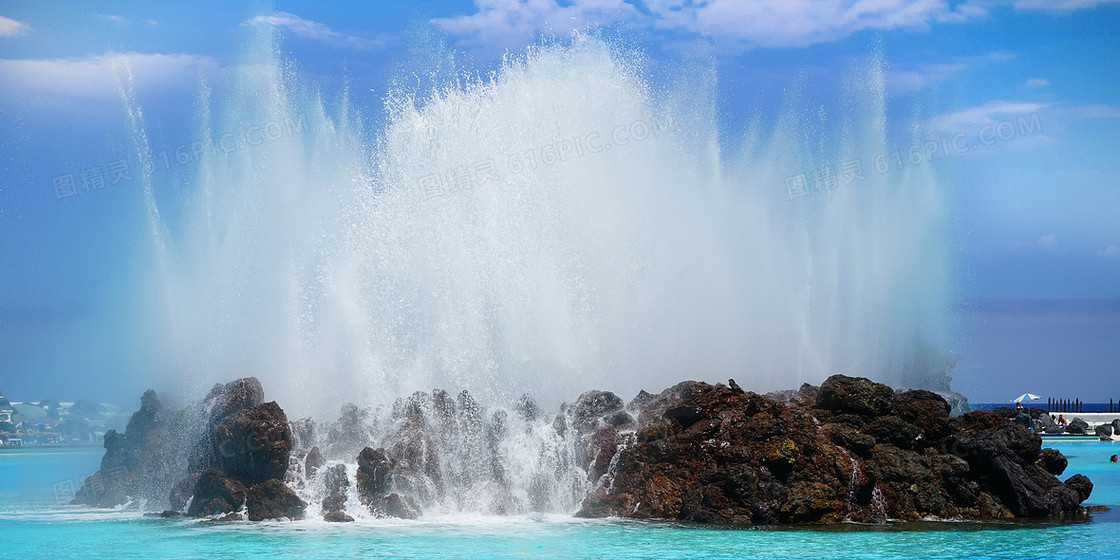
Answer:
(74, 374, 1091, 524)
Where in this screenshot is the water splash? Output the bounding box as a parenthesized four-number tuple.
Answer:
(136, 35, 949, 418)
(287, 391, 593, 517)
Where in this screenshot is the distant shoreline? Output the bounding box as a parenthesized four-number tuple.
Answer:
(971, 402, 1118, 413)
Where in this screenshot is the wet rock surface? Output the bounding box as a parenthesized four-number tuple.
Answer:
(568, 390, 625, 434)
(212, 401, 293, 486)
(577, 375, 1093, 525)
(320, 463, 352, 521)
(355, 446, 420, 519)
(246, 479, 307, 521)
(71, 389, 207, 508)
(77, 374, 1092, 526)
(187, 468, 248, 518)
(74, 378, 305, 521)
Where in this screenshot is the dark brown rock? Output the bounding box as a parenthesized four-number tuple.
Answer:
(1038, 448, 1068, 476)
(356, 447, 394, 497)
(209, 377, 265, 424)
(245, 479, 306, 521)
(169, 472, 201, 512)
(374, 493, 420, 519)
(355, 447, 422, 519)
(1065, 473, 1093, 503)
(627, 389, 656, 411)
(188, 468, 247, 517)
(863, 416, 923, 450)
(569, 390, 625, 433)
(951, 410, 1010, 433)
(822, 423, 875, 457)
(305, 446, 325, 478)
(664, 406, 705, 429)
(586, 427, 622, 481)
(634, 381, 713, 427)
(212, 401, 292, 486)
(604, 410, 636, 429)
(815, 375, 894, 417)
(324, 511, 355, 522)
(578, 376, 1092, 525)
(322, 463, 350, 516)
(893, 390, 951, 440)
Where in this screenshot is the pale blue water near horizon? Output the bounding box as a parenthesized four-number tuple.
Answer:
(1, 440, 1118, 559)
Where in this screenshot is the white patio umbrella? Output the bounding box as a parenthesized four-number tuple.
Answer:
(1012, 393, 1042, 403)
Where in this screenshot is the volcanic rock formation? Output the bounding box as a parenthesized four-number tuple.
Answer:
(576, 374, 1092, 524)
(73, 378, 305, 521)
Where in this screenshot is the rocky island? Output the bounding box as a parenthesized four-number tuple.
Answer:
(72, 374, 1092, 524)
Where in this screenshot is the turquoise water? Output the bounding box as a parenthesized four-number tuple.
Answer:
(2, 441, 1118, 559)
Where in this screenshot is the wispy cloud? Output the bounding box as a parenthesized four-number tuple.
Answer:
(888, 51, 1015, 94)
(1025, 77, 1050, 88)
(244, 12, 389, 50)
(925, 100, 1057, 155)
(0, 15, 30, 37)
(889, 62, 967, 94)
(930, 101, 1120, 132)
(928, 100, 1048, 133)
(100, 14, 128, 25)
(1099, 245, 1119, 257)
(1038, 233, 1059, 249)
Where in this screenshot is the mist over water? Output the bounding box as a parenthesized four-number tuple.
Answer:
(131, 34, 949, 418)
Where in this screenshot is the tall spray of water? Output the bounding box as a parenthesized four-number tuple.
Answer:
(139, 35, 948, 418)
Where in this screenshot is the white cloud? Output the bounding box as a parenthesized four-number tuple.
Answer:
(648, 0, 985, 49)
(432, 0, 637, 49)
(1100, 245, 1120, 257)
(0, 52, 219, 106)
(0, 15, 30, 37)
(245, 11, 388, 50)
(1038, 233, 1059, 249)
(435, 0, 1120, 52)
(1013, 0, 1120, 12)
(434, 0, 990, 51)
(1025, 77, 1050, 88)
(100, 14, 128, 25)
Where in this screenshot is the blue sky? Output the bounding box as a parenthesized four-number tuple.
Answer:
(0, 1, 1118, 404)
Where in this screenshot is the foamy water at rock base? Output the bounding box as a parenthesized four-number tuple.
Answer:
(123, 34, 950, 419)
